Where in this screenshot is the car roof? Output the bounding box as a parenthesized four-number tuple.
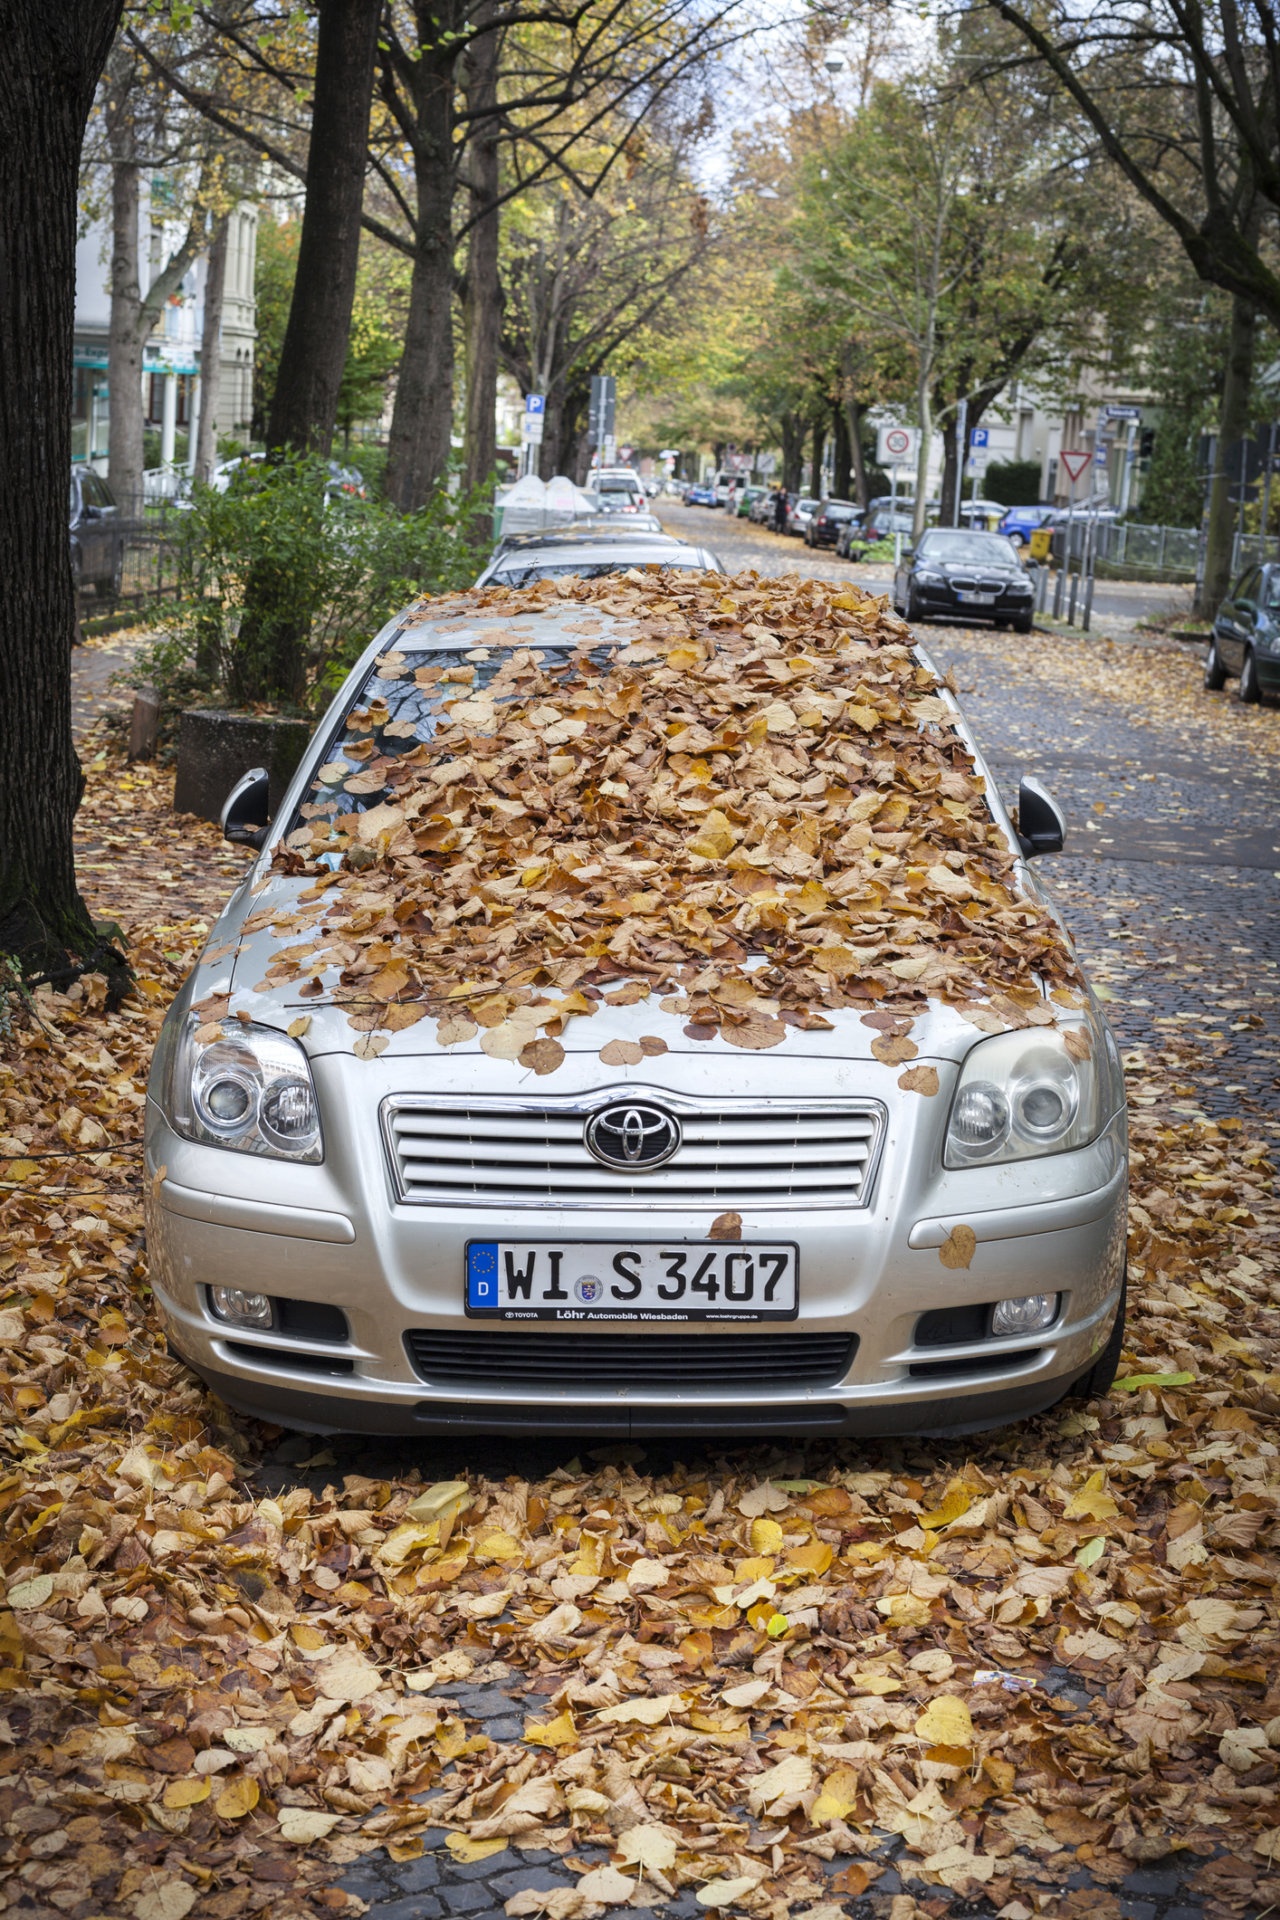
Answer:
(496, 523, 683, 552)
(489, 542, 710, 570)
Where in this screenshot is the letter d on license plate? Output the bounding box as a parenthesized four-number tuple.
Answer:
(465, 1241, 798, 1320)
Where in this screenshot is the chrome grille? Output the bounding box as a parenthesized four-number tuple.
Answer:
(383, 1096, 884, 1209)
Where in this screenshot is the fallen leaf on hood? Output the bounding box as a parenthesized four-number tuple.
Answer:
(938, 1223, 976, 1269)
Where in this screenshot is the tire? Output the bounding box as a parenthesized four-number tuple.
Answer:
(1238, 646, 1262, 703)
(1013, 612, 1033, 634)
(904, 585, 922, 623)
(1204, 637, 1228, 690)
(1071, 1268, 1127, 1401)
(1007, 531, 1024, 549)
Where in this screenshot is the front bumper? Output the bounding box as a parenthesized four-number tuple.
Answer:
(916, 582, 1033, 619)
(146, 1054, 1128, 1438)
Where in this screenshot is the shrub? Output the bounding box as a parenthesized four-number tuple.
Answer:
(138, 454, 481, 722)
(983, 459, 1042, 506)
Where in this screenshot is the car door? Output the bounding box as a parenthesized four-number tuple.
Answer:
(1218, 566, 1259, 669)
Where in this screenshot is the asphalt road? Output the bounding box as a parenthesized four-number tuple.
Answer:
(656, 501, 1195, 630)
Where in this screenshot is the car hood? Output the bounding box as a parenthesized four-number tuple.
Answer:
(200, 867, 1037, 1070)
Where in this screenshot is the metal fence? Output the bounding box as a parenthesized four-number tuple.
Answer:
(75, 498, 184, 612)
(1058, 518, 1199, 574)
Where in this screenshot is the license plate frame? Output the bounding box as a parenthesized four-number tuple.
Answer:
(956, 589, 997, 605)
(465, 1240, 799, 1322)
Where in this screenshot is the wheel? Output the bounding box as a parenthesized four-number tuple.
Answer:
(1204, 636, 1228, 689)
(1007, 531, 1024, 548)
(905, 585, 922, 622)
(1238, 646, 1261, 703)
(1071, 1268, 1127, 1401)
(1013, 611, 1033, 634)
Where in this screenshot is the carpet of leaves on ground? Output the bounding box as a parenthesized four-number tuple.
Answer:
(0, 640, 1278, 1920)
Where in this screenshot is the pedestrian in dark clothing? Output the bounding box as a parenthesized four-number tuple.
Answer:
(772, 487, 788, 533)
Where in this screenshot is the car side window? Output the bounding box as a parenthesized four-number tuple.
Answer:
(1234, 567, 1261, 604)
(1266, 571, 1280, 611)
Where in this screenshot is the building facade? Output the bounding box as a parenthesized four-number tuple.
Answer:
(73, 181, 257, 476)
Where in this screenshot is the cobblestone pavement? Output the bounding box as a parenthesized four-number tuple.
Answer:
(246, 536, 1280, 1920)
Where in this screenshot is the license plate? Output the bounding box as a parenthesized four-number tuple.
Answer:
(465, 1241, 798, 1322)
(957, 589, 996, 604)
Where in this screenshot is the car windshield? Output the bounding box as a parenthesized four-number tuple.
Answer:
(288, 642, 617, 863)
(917, 533, 1021, 565)
(491, 559, 706, 588)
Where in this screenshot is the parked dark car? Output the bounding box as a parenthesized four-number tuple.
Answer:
(1205, 561, 1280, 703)
(892, 528, 1034, 631)
(841, 505, 915, 554)
(70, 466, 121, 596)
(806, 499, 861, 548)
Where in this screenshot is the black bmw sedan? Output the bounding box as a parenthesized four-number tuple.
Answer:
(893, 528, 1035, 631)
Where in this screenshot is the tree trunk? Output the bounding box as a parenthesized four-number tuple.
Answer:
(1199, 289, 1257, 617)
(385, 43, 457, 511)
(781, 412, 803, 493)
(913, 360, 933, 539)
(810, 416, 825, 496)
(266, 0, 380, 455)
(0, 0, 126, 986)
(832, 403, 852, 500)
(194, 212, 228, 482)
(462, 4, 501, 522)
(846, 400, 869, 508)
(939, 411, 959, 526)
(106, 157, 147, 512)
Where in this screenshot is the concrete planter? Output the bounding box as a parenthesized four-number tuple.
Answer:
(173, 708, 312, 824)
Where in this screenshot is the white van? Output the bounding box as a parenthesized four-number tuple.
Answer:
(712, 469, 750, 507)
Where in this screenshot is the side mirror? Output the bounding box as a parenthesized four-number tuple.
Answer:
(1016, 775, 1066, 858)
(221, 766, 271, 849)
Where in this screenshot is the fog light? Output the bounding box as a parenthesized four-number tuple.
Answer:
(210, 1287, 274, 1329)
(991, 1293, 1058, 1337)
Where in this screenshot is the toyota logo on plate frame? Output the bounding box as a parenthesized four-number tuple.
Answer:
(584, 1101, 681, 1170)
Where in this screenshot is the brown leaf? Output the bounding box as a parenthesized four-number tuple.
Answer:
(872, 1033, 918, 1065)
(599, 1039, 644, 1066)
(939, 1224, 977, 1269)
(519, 1037, 565, 1075)
(708, 1211, 742, 1241)
(897, 1064, 939, 1095)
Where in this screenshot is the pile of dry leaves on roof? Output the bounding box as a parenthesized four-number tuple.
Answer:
(1, 660, 1279, 1920)
(260, 573, 1085, 1066)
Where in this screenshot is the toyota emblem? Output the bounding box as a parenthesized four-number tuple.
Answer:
(584, 1101, 681, 1170)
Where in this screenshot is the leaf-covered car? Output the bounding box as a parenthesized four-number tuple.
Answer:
(145, 573, 1127, 1438)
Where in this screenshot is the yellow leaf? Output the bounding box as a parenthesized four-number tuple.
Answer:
(749, 1518, 784, 1555)
(524, 1709, 577, 1749)
(162, 1776, 210, 1809)
(785, 1538, 833, 1575)
(1063, 1471, 1119, 1522)
(920, 1487, 973, 1530)
(446, 1834, 510, 1865)
(474, 1528, 522, 1562)
(765, 1611, 790, 1638)
(914, 1697, 974, 1748)
(698, 1878, 759, 1908)
(214, 1775, 260, 1820)
(596, 1692, 682, 1725)
(289, 1622, 328, 1652)
(688, 809, 737, 861)
(1076, 1536, 1107, 1569)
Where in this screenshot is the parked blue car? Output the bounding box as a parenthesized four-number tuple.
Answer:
(997, 504, 1055, 546)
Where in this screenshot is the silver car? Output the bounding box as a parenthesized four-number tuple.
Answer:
(145, 594, 1128, 1439)
(475, 527, 720, 588)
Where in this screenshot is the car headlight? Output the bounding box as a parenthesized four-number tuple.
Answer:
(167, 1013, 323, 1162)
(916, 569, 946, 585)
(944, 1019, 1116, 1168)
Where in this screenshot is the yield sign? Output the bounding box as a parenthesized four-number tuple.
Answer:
(1060, 449, 1091, 484)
